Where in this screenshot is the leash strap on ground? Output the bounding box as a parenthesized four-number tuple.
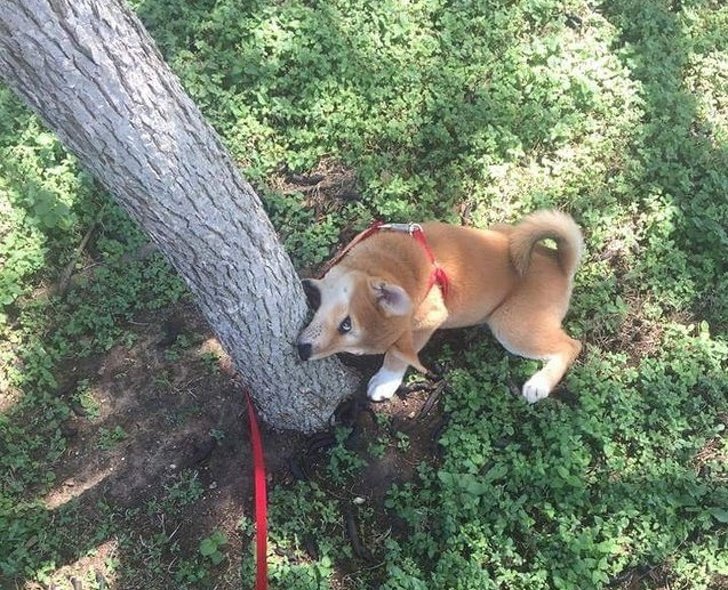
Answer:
(245, 390, 268, 590)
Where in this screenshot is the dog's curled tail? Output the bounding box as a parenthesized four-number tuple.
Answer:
(509, 210, 584, 278)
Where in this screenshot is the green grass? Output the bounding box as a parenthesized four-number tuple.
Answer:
(2, 0, 727, 588)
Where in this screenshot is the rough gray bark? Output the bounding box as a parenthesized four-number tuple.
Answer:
(0, 0, 357, 432)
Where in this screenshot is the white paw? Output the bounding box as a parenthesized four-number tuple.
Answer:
(367, 368, 405, 402)
(522, 373, 552, 404)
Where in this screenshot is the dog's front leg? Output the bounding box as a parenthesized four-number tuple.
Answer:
(367, 295, 446, 402)
(367, 352, 409, 402)
(367, 323, 442, 401)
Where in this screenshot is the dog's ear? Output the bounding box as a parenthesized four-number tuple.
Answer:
(302, 279, 321, 310)
(369, 279, 412, 317)
(390, 330, 427, 373)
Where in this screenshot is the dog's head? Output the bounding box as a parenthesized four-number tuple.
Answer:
(296, 267, 425, 370)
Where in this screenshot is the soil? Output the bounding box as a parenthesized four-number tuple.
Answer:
(25, 298, 447, 589)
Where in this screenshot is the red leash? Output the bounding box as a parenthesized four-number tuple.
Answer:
(242, 221, 445, 590)
(318, 220, 384, 277)
(408, 224, 450, 299)
(319, 221, 449, 298)
(245, 391, 268, 589)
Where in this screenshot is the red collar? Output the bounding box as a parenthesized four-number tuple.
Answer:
(321, 221, 449, 299)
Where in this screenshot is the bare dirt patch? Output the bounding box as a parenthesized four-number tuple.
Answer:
(25, 299, 448, 589)
(271, 158, 361, 217)
(22, 301, 304, 588)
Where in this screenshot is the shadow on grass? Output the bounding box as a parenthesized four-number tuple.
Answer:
(600, 0, 728, 329)
(134, 0, 583, 221)
(0, 302, 267, 588)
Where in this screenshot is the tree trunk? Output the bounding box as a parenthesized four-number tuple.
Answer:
(0, 0, 357, 432)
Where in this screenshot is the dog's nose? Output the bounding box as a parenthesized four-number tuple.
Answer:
(297, 342, 312, 361)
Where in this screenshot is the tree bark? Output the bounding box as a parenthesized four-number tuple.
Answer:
(0, 0, 357, 432)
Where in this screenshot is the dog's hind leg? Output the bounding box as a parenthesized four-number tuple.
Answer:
(490, 318, 582, 403)
(520, 333, 582, 403)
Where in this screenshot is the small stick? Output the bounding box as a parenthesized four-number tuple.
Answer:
(57, 219, 98, 296)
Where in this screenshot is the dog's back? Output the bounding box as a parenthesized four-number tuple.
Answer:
(421, 212, 583, 329)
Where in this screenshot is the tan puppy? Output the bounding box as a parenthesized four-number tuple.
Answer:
(297, 210, 584, 403)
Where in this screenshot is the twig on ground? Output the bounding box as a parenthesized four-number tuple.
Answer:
(56, 220, 98, 297)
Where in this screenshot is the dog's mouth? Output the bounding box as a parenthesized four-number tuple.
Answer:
(297, 340, 371, 362)
(296, 341, 339, 362)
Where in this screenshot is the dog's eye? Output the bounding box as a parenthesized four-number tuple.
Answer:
(338, 316, 352, 334)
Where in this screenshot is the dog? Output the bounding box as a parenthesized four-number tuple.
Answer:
(297, 210, 584, 403)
